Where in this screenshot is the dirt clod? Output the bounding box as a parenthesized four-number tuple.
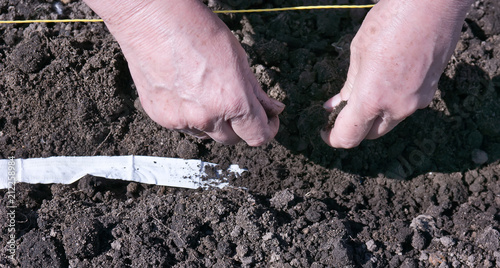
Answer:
(327, 100, 348, 128)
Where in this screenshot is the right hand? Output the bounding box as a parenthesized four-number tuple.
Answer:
(321, 0, 473, 148)
(85, 0, 284, 146)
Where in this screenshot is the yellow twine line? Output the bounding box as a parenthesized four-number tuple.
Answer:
(213, 4, 375, 13)
(0, 4, 374, 24)
(0, 18, 104, 24)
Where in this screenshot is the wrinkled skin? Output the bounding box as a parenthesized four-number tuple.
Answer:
(321, 0, 474, 148)
(84, 0, 284, 146)
(84, 0, 473, 148)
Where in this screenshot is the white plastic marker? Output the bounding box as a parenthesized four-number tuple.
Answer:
(0, 155, 245, 190)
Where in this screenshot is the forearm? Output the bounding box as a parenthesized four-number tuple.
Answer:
(82, 0, 211, 37)
(83, 0, 226, 57)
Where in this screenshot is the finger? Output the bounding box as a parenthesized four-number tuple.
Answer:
(323, 52, 358, 112)
(230, 100, 280, 147)
(416, 85, 439, 109)
(321, 93, 379, 148)
(225, 77, 281, 147)
(364, 82, 438, 140)
(334, 44, 360, 100)
(365, 116, 402, 140)
(178, 129, 211, 140)
(252, 79, 285, 118)
(323, 94, 343, 112)
(321, 45, 377, 148)
(204, 121, 242, 145)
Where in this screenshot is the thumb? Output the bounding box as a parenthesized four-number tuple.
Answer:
(321, 68, 380, 148)
(323, 48, 360, 112)
(321, 92, 378, 148)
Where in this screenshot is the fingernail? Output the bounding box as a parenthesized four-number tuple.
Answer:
(323, 94, 342, 111)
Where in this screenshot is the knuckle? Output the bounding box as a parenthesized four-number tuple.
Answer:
(227, 98, 251, 120)
(155, 115, 181, 130)
(187, 113, 213, 131)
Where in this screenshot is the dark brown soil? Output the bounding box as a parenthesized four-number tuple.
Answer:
(1, 0, 499, 267)
(327, 100, 347, 128)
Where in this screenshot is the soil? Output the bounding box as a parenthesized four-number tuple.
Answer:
(0, 0, 499, 267)
(327, 100, 347, 128)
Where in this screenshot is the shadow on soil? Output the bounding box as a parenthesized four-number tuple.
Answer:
(214, 2, 500, 181)
(275, 63, 500, 179)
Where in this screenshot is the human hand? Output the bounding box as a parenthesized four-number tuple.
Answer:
(84, 0, 284, 146)
(321, 0, 473, 148)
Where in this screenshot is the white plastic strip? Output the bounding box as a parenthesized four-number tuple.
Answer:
(0, 155, 245, 190)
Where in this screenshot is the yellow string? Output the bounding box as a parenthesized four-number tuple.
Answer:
(0, 4, 374, 24)
(213, 4, 375, 13)
(0, 19, 104, 24)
